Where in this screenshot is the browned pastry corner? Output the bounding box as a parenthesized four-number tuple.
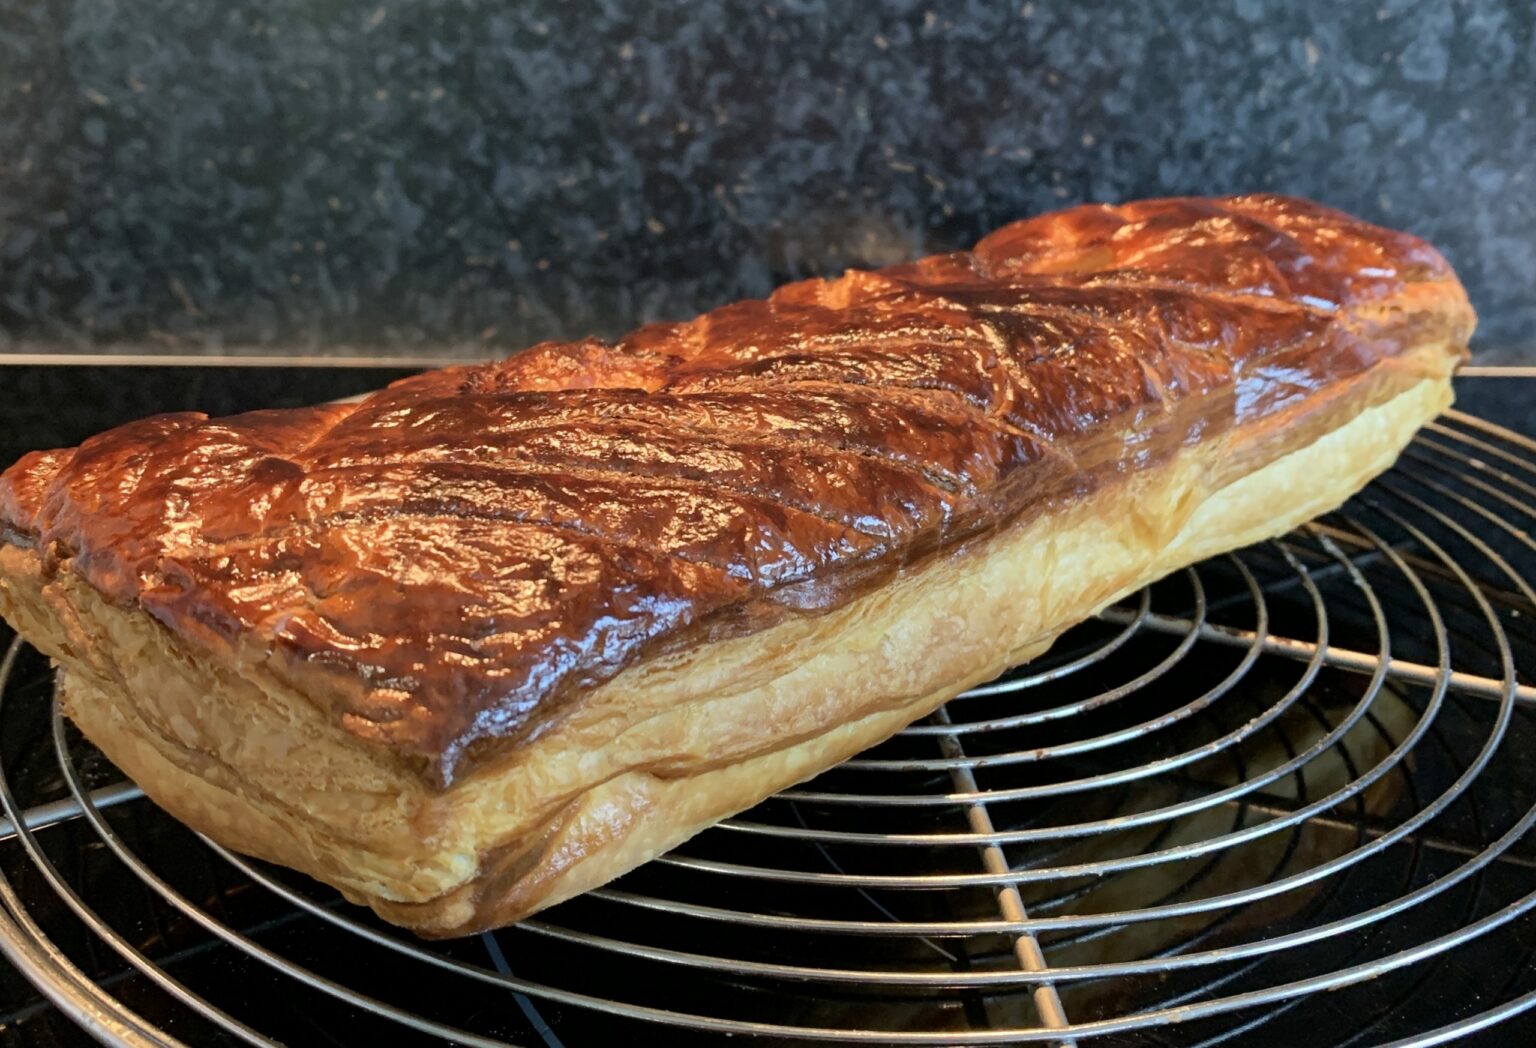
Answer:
(0, 195, 1474, 936)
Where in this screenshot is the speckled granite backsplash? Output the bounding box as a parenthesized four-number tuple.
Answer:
(0, 0, 1531, 360)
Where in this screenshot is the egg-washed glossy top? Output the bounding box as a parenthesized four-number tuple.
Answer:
(0, 196, 1475, 786)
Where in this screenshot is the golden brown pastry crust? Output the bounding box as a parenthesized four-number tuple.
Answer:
(0, 195, 1475, 935)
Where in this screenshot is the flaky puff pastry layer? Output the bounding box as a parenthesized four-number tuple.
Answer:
(0, 196, 1474, 935)
(1, 350, 1459, 935)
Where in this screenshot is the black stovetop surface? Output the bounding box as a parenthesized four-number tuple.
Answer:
(0, 364, 1529, 1047)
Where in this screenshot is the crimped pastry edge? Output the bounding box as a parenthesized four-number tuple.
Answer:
(0, 346, 1455, 936)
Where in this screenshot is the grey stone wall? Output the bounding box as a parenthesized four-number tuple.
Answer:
(1, 0, 1530, 359)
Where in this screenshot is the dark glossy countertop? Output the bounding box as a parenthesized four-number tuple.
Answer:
(0, 1, 1531, 364)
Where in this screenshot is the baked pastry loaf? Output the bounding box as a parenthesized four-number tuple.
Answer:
(0, 195, 1473, 936)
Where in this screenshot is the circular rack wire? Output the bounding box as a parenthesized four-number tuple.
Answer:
(1, 405, 1535, 1047)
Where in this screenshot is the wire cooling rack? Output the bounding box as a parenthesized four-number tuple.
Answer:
(1, 406, 1534, 1047)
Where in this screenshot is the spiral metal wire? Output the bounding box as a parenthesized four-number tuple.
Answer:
(0, 405, 1534, 1047)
